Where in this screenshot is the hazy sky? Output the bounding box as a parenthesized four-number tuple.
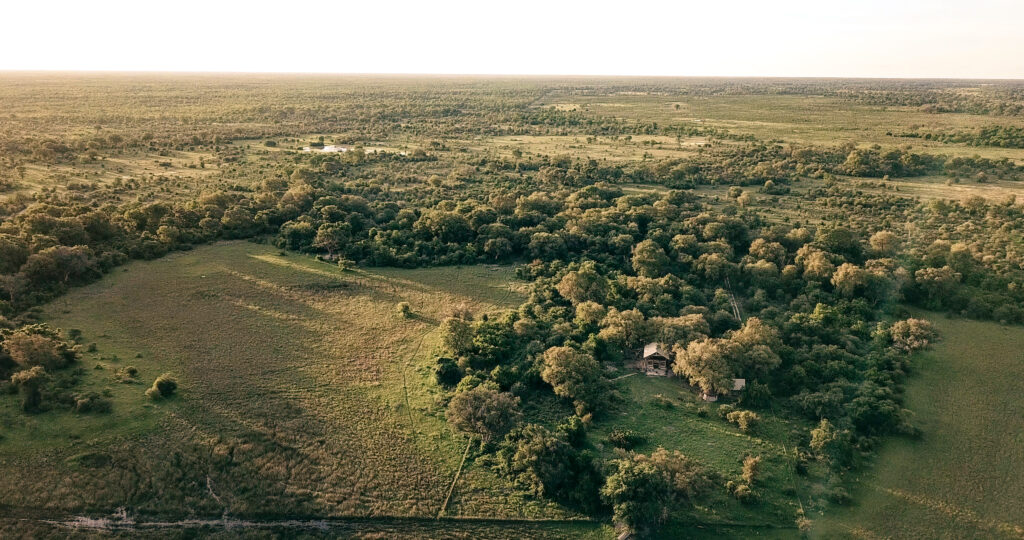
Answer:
(2, 0, 1022, 78)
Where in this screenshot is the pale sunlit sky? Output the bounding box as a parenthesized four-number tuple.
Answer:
(1, 0, 1022, 78)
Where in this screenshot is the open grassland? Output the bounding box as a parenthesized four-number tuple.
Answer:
(463, 134, 709, 162)
(540, 94, 1024, 161)
(813, 316, 1024, 539)
(0, 241, 604, 534)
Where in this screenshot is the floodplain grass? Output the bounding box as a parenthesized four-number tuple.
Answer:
(539, 93, 1024, 161)
(0, 241, 588, 528)
(813, 315, 1024, 539)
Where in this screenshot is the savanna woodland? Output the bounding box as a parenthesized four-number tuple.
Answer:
(1, 74, 1023, 539)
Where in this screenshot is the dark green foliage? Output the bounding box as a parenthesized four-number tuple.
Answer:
(433, 357, 462, 387)
(495, 423, 603, 512)
(602, 448, 714, 535)
(10, 366, 48, 412)
(445, 382, 521, 444)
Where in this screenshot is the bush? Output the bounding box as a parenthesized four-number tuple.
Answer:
(828, 486, 852, 505)
(11, 366, 48, 412)
(608, 428, 646, 450)
(73, 392, 112, 413)
(434, 357, 462, 387)
(730, 482, 755, 502)
(651, 393, 675, 408)
(396, 302, 412, 318)
(114, 366, 139, 383)
(146, 373, 178, 400)
(726, 410, 760, 432)
(742, 455, 762, 484)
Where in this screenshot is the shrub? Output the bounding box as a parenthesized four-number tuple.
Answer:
(433, 357, 462, 387)
(608, 428, 646, 450)
(73, 392, 112, 413)
(731, 482, 754, 502)
(11, 366, 48, 412)
(396, 302, 412, 318)
(828, 486, 852, 505)
(4, 331, 70, 371)
(742, 455, 762, 484)
(114, 366, 139, 383)
(651, 393, 675, 408)
(726, 410, 760, 433)
(146, 373, 178, 400)
(444, 302, 474, 321)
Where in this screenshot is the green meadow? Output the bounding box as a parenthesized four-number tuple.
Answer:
(814, 316, 1024, 539)
(0, 241, 606, 535)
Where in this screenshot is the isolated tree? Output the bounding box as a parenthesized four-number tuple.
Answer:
(541, 346, 607, 415)
(446, 383, 522, 444)
(742, 455, 762, 484)
(726, 410, 760, 433)
(396, 302, 412, 318)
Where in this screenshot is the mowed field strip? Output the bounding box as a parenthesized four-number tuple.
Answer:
(1, 241, 596, 530)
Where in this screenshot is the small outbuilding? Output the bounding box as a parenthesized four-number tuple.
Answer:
(642, 342, 673, 376)
(733, 378, 747, 392)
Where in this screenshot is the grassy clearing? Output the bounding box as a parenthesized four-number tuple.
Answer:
(0, 241, 587, 526)
(540, 94, 1024, 161)
(813, 316, 1024, 539)
(465, 134, 708, 162)
(590, 375, 806, 531)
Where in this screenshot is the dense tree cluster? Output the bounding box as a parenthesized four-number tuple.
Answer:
(3, 75, 1024, 536)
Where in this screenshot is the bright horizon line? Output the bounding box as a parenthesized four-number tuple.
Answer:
(3, 69, 1022, 82)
